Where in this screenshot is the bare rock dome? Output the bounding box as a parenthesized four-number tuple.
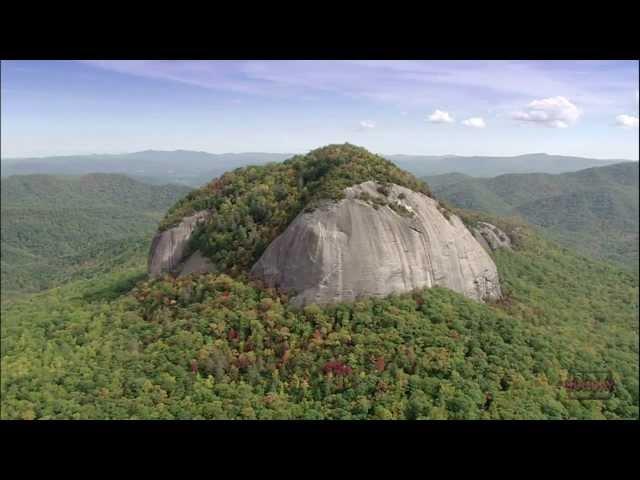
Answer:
(250, 181, 502, 307)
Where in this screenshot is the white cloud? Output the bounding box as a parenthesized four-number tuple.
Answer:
(359, 120, 376, 129)
(512, 96, 581, 128)
(428, 110, 454, 124)
(462, 117, 486, 128)
(616, 114, 639, 128)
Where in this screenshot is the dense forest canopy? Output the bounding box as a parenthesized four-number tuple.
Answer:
(1, 174, 190, 298)
(1, 145, 637, 420)
(160, 144, 434, 275)
(2, 214, 637, 419)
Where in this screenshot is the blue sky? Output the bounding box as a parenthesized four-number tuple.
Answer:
(1, 60, 638, 159)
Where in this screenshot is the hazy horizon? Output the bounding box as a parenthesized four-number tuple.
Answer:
(2, 60, 638, 160)
(2, 147, 638, 162)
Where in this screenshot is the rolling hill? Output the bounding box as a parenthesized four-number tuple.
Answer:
(1, 173, 191, 298)
(426, 162, 640, 270)
(1, 145, 637, 420)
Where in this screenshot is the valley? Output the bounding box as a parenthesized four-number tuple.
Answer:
(0, 173, 190, 299)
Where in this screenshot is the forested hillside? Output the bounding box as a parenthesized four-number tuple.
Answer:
(1, 174, 191, 298)
(160, 144, 433, 275)
(1, 146, 637, 420)
(426, 162, 639, 269)
(2, 213, 637, 419)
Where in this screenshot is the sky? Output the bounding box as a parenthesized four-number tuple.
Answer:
(1, 60, 638, 159)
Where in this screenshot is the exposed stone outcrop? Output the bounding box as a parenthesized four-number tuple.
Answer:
(251, 181, 502, 307)
(148, 210, 210, 278)
(472, 222, 512, 252)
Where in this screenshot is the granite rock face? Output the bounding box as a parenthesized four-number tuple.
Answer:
(251, 181, 502, 307)
(148, 210, 210, 278)
(472, 222, 512, 252)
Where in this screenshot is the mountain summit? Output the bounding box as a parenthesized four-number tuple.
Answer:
(148, 144, 507, 305)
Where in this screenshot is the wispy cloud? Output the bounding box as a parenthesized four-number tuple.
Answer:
(359, 120, 376, 129)
(80, 60, 638, 113)
(81, 60, 303, 98)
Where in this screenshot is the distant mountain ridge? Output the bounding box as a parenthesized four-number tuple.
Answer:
(3, 150, 632, 186)
(426, 162, 639, 269)
(1, 151, 295, 187)
(387, 153, 632, 177)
